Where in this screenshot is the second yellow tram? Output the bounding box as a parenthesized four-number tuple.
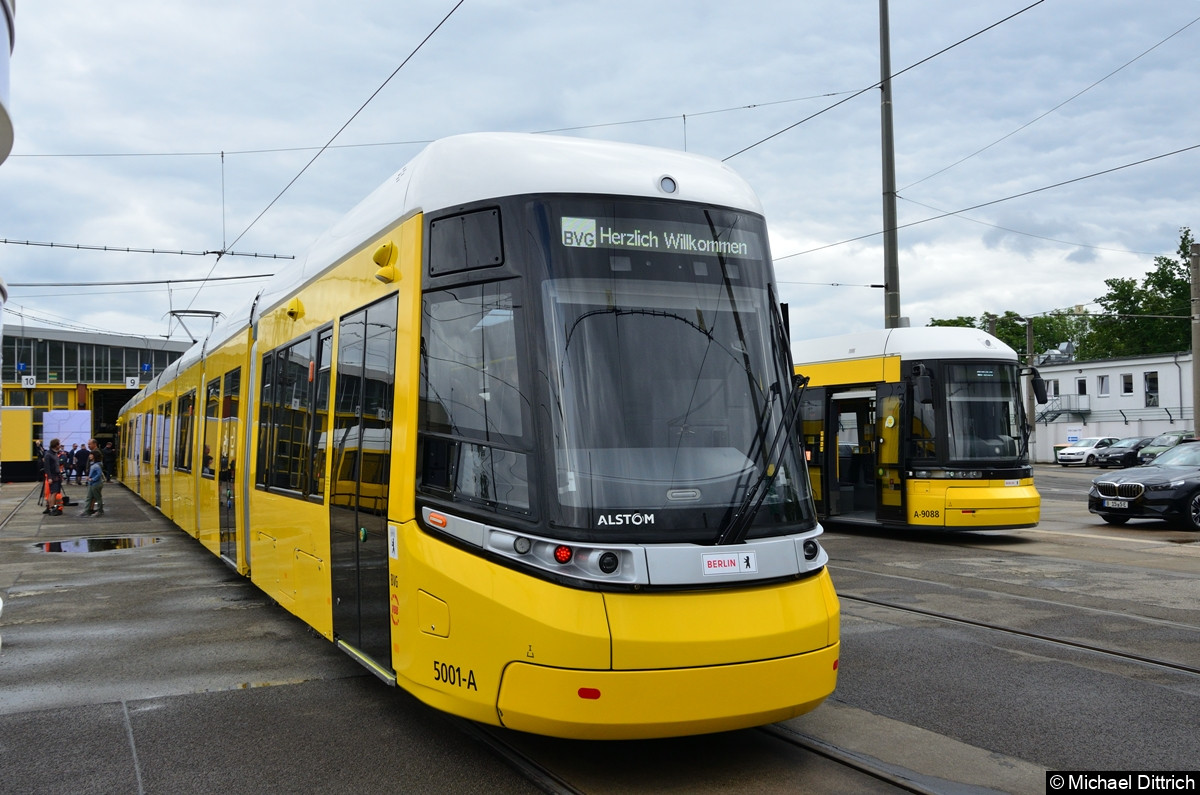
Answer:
(794, 326, 1046, 530)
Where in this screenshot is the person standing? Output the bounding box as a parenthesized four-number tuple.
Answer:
(35, 440, 46, 506)
(74, 443, 90, 486)
(101, 441, 116, 482)
(80, 452, 105, 516)
(43, 439, 64, 516)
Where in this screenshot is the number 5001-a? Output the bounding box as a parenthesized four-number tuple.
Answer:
(433, 660, 477, 691)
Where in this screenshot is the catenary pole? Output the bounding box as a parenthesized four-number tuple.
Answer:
(1190, 245, 1199, 430)
(879, 0, 901, 328)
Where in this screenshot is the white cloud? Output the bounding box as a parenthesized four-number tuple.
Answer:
(2, 0, 1197, 343)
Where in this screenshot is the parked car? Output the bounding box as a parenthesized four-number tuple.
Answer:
(1056, 437, 1119, 466)
(1089, 440, 1200, 529)
(1137, 430, 1195, 464)
(1094, 436, 1154, 468)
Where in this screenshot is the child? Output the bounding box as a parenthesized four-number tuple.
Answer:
(80, 452, 105, 516)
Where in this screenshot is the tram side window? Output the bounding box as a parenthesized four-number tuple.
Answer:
(203, 377, 219, 477)
(256, 330, 328, 501)
(157, 402, 172, 474)
(311, 331, 332, 497)
(142, 410, 153, 464)
(220, 367, 241, 484)
(256, 352, 275, 488)
(418, 283, 530, 513)
(176, 391, 196, 471)
(331, 296, 397, 516)
(911, 400, 936, 459)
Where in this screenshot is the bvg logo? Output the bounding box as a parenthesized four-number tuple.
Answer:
(561, 217, 596, 248)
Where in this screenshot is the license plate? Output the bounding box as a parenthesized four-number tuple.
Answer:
(1104, 499, 1129, 509)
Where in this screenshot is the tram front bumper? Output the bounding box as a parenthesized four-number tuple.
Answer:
(941, 482, 1040, 529)
(495, 641, 840, 740)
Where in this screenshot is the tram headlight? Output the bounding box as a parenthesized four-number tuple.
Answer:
(598, 551, 620, 574)
(802, 540, 820, 561)
(513, 536, 532, 555)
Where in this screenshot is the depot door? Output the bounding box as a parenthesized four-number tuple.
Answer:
(330, 295, 397, 668)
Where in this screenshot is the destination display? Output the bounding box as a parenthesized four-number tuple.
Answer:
(560, 215, 763, 260)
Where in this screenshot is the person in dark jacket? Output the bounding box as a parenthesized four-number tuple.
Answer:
(101, 442, 116, 482)
(43, 439, 64, 516)
(74, 444, 91, 486)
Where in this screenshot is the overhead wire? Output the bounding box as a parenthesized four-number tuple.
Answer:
(184, 0, 466, 312)
(8, 2, 1169, 267)
(899, 13, 1200, 192)
(773, 142, 1200, 261)
(894, 196, 1162, 257)
(1, 88, 861, 259)
(3, 0, 1189, 311)
(722, 0, 1048, 162)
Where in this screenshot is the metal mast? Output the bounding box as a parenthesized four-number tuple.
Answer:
(879, 0, 902, 328)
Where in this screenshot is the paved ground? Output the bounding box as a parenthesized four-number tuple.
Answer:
(0, 479, 539, 795)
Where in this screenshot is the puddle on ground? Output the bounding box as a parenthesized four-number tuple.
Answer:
(34, 537, 164, 553)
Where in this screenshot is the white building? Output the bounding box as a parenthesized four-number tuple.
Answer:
(1030, 350, 1193, 463)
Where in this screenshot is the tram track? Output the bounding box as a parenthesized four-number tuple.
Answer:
(449, 717, 584, 795)
(451, 713, 935, 793)
(756, 723, 944, 794)
(0, 482, 38, 528)
(837, 590, 1200, 678)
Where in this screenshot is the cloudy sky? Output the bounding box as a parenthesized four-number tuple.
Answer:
(1, 0, 1197, 347)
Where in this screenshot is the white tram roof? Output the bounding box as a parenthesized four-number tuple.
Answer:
(792, 326, 1019, 365)
(155, 133, 764, 394)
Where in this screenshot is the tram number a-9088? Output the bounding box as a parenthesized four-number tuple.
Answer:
(433, 660, 478, 691)
(914, 509, 941, 519)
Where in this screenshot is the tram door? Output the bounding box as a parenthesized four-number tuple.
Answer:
(800, 388, 827, 518)
(330, 295, 398, 669)
(874, 383, 906, 524)
(828, 390, 876, 519)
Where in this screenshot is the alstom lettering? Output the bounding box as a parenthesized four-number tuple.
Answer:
(596, 513, 655, 526)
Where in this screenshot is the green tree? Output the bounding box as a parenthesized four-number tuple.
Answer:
(1076, 227, 1192, 359)
(927, 316, 977, 328)
(928, 310, 1083, 362)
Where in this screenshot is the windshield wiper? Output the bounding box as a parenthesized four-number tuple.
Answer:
(714, 372, 809, 546)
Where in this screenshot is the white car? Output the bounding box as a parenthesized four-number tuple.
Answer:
(1057, 437, 1119, 466)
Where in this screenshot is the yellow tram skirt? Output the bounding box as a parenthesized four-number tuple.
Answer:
(496, 642, 840, 740)
(908, 480, 1040, 529)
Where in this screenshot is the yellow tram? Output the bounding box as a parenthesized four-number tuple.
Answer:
(794, 326, 1046, 531)
(117, 133, 839, 739)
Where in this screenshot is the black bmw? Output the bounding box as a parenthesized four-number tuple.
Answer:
(1089, 440, 1200, 530)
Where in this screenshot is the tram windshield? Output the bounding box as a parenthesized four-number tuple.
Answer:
(943, 362, 1026, 462)
(534, 200, 813, 540)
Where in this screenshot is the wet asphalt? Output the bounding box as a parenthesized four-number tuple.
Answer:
(0, 479, 539, 795)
